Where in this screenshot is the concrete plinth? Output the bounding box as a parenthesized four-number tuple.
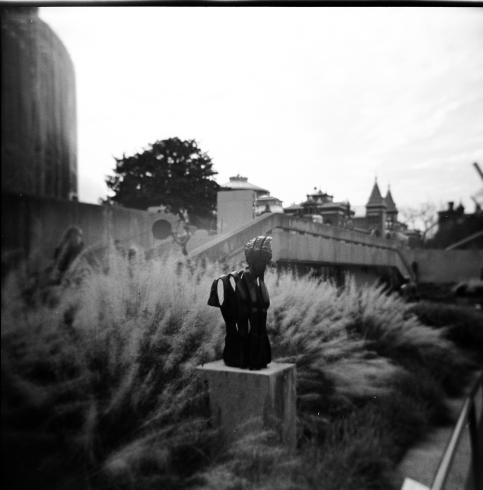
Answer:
(197, 360, 296, 450)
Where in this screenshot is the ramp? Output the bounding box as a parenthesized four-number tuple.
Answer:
(190, 214, 415, 282)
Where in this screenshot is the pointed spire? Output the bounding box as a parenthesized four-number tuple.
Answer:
(384, 186, 397, 213)
(366, 179, 386, 208)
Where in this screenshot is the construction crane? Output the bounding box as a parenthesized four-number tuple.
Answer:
(474, 162, 483, 180)
(471, 162, 483, 212)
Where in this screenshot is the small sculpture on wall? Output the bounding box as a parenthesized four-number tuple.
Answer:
(152, 208, 192, 256)
(49, 226, 84, 284)
(208, 236, 272, 370)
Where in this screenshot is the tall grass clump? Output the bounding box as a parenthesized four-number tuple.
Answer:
(2, 252, 225, 490)
(2, 253, 477, 490)
(256, 273, 471, 489)
(197, 273, 473, 490)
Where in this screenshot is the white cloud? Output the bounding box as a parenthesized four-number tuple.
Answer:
(39, 6, 483, 212)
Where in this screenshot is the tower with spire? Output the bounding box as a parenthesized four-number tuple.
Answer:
(384, 186, 398, 229)
(364, 179, 387, 236)
(365, 179, 387, 215)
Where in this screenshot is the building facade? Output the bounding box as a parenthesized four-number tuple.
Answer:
(255, 195, 284, 216)
(284, 180, 412, 243)
(352, 180, 389, 236)
(284, 188, 354, 227)
(217, 175, 269, 234)
(427, 201, 483, 249)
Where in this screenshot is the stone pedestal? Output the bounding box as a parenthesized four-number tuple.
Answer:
(197, 360, 296, 450)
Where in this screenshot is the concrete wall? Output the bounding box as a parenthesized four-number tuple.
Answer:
(405, 248, 483, 283)
(191, 213, 283, 264)
(2, 193, 216, 267)
(1, 193, 166, 268)
(190, 213, 414, 281)
(1, 8, 77, 200)
(192, 214, 483, 284)
(217, 189, 256, 234)
(272, 226, 412, 281)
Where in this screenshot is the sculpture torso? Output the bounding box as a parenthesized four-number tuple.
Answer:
(208, 268, 271, 370)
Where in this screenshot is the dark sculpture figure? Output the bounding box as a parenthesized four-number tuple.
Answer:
(208, 236, 272, 370)
(49, 226, 84, 284)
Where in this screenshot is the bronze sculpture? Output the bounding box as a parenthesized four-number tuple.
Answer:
(49, 226, 84, 285)
(208, 236, 272, 370)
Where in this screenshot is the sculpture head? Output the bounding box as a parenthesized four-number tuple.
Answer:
(244, 236, 272, 277)
(61, 226, 83, 248)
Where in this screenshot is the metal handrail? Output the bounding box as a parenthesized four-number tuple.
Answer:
(431, 371, 483, 490)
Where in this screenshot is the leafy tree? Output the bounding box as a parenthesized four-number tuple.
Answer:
(104, 138, 219, 227)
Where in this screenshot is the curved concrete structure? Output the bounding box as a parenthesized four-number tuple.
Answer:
(1, 7, 77, 199)
(189, 213, 415, 283)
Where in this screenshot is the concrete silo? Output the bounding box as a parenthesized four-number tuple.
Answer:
(1, 6, 77, 199)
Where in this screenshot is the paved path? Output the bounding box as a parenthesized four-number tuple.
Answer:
(395, 372, 481, 490)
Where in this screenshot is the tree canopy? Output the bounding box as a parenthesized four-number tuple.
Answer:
(105, 138, 219, 227)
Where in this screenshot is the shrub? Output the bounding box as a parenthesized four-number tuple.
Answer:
(409, 301, 483, 361)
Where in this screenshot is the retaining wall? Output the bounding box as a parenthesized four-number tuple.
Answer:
(406, 248, 483, 284)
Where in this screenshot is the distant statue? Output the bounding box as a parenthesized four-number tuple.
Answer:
(411, 261, 419, 283)
(114, 239, 127, 258)
(172, 209, 191, 256)
(208, 236, 272, 370)
(49, 226, 84, 284)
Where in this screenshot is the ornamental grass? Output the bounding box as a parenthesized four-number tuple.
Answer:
(1, 251, 478, 490)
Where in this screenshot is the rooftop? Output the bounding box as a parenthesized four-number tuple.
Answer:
(256, 194, 282, 203)
(366, 180, 386, 208)
(385, 188, 398, 212)
(220, 174, 269, 194)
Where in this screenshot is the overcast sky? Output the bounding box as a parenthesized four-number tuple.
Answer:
(40, 6, 483, 215)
